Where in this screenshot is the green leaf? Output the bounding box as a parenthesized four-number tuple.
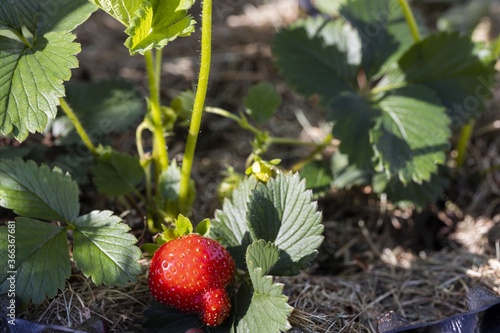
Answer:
(125, 0, 196, 54)
(72, 210, 141, 286)
(0, 158, 79, 222)
(398, 32, 496, 127)
(373, 166, 449, 207)
(331, 152, 371, 189)
(273, 17, 358, 105)
(234, 241, 292, 333)
(88, 0, 143, 27)
(246, 240, 280, 276)
(299, 159, 333, 195)
(52, 80, 143, 144)
(158, 160, 182, 201)
(328, 93, 381, 169)
(339, 0, 420, 78)
(243, 82, 282, 124)
(0, 218, 70, 304)
(195, 218, 210, 237)
(160, 214, 194, 242)
(211, 176, 258, 270)
(0, 31, 80, 140)
(0, 0, 96, 36)
(91, 146, 144, 196)
(246, 173, 323, 276)
(372, 85, 450, 184)
(171, 90, 194, 123)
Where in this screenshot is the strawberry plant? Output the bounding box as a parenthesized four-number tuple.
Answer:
(0, 0, 325, 331)
(273, 0, 498, 206)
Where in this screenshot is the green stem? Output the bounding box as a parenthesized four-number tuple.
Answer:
(269, 137, 320, 147)
(178, 0, 212, 208)
(59, 97, 97, 155)
(12, 29, 32, 48)
(291, 134, 333, 172)
(397, 0, 420, 42)
(455, 120, 475, 168)
(144, 50, 169, 178)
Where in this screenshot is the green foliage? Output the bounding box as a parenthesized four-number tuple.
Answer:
(243, 82, 282, 124)
(89, 0, 196, 54)
(0, 0, 96, 140)
(0, 159, 141, 304)
(233, 241, 292, 332)
(273, 0, 497, 205)
(52, 80, 144, 143)
(91, 146, 144, 196)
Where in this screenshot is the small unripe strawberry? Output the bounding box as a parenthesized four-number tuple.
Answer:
(148, 234, 235, 326)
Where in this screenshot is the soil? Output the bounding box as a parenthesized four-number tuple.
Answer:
(12, 0, 500, 332)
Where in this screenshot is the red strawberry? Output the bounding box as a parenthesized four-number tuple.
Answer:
(148, 233, 235, 326)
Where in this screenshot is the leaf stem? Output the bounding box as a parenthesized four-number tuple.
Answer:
(397, 0, 420, 42)
(58, 97, 97, 155)
(455, 120, 475, 168)
(178, 0, 212, 208)
(12, 29, 32, 48)
(291, 134, 333, 172)
(144, 50, 169, 178)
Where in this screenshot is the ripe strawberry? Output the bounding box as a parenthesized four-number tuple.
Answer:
(148, 233, 235, 326)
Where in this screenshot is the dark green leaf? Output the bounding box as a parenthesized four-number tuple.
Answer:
(142, 300, 203, 333)
(299, 159, 333, 195)
(373, 166, 449, 206)
(331, 152, 371, 189)
(0, 159, 79, 222)
(398, 32, 496, 127)
(91, 147, 144, 196)
(246, 173, 323, 276)
(340, 0, 421, 78)
(0, 32, 80, 140)
(211, 177, 258, 270)
(72, 210, 141, 286)
(243, 82, 282, 124)
(53, 80, 143, 144)
(0, 218, 70, 304)
(328, 93, 381, 169)
(0, 0, 96, 36)
(273, 17, 358, 105)
(373, 85, 450, 184)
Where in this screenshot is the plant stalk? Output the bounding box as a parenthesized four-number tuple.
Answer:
(59, 97, 97, 155)
(455, 120, 475, 168)
(397, 0, 421, 42)
(144, 50, 169, 178)
(178, 0, 212, 208)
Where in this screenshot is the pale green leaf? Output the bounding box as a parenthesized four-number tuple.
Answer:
(0, 31, 80, 140)
(91, 147, 144, 196)
(158, 160, 181, 201)
(125, 0, 196, 54)
(72, 210, 142, 286)
(373, 85, 450, 184)
(211, 176, 258, 270)
(0, 158, 79, 222)
(246, 240, 279, 277)
(234, 241, 292, 333)
(0, 218, 70, 304)
(243, 82, 282, 124)
(88, 0, 143, 27)
(246, 173, 323, 276)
